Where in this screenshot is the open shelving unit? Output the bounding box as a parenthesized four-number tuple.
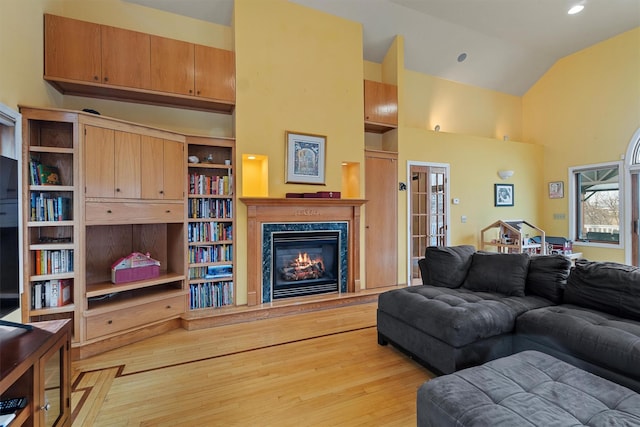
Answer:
(20, 108, 80, 343)
(186, 135, 236, 310)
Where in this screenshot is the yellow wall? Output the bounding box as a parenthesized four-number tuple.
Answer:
(403, 70, 523, 141)
(523, 27, 640, 262)
(395, 127, 543, 282)
(234, 0, 365, 300)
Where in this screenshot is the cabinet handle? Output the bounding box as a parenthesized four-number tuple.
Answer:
(166, 305, 171, 309)
(42, 402, 51, 411)
(165, 210, 171, 213)
(159, 190, 164, 194)
(93, 76, 99, 81)
(189, 89, 193, 94)
(104, 76, 109, 82)
(107, 210, 112, 214)
(197, 91, 200, 95)
(107, 320, 113, 324)
(116, 188, 121, 192)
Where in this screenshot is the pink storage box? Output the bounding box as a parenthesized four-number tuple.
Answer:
(111, 252, 161, 284)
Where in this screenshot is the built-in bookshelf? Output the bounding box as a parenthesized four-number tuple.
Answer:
(186, 135, 235, 310)
(20, 108, 80, 342)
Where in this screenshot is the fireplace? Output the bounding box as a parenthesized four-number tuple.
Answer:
(242, 198, 365, 306)
(262, 222, 348, 303)
(272, 230, 340, 299)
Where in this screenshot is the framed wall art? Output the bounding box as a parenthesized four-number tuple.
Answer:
(285, 131, 326, 185)
(548, 181, 564, 199)
(494, 183, 514, 207)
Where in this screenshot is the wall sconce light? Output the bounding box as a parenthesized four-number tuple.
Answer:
(434, 125, 441, 132)
(498, 170, 514, 180)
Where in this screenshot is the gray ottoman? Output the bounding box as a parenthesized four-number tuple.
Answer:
(417, 350, 640, 427)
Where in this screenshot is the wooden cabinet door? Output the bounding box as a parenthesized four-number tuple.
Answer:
(150, 35, 195, 95)
(114, 131, 141, 199)
(365, 151, 398, 288)
(162, 139, 184, 200)
(44, 14, 101, 83)
(194, 45, 236, 102)
(140, 136, 165, 199)
(84, 126, 115, 198)
(364, 80, 398, 126)
(101, 25, 151, 89)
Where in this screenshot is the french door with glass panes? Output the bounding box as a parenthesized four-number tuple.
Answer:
(409, 163, 449, 285)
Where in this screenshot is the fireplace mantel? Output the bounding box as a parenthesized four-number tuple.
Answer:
(241, 198, 366, 306)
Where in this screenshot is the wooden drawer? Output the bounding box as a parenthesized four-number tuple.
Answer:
(85, 295, 184, 340)
(85, 201, 183, 224)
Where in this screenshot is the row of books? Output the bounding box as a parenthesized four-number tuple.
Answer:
(29, 158, 61, 185)
(187, 222, 233, 243)
(189, 281, 233, 309)
(188, 173, 233, 196)
(31, 279, 72, 309)
(188, 244, 233, 264)
(30, 193, 72, 222)
(188, 198, 233, 219)
(189, 264, 233, 280)
(34, 249, 74, 275)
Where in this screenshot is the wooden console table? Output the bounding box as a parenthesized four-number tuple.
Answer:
(0, 319, 71, 426)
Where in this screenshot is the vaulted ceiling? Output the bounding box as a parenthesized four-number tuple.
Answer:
(126, 0, 640, 96)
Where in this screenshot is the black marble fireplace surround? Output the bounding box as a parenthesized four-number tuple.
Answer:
(262, 222, 348, 303)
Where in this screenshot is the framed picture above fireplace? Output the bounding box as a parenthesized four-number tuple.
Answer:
(285, 131, 326, 185)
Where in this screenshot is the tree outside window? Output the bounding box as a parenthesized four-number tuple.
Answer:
(573, 164, 620, 244)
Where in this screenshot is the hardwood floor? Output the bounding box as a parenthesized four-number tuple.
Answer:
(71, 302, 434, 426)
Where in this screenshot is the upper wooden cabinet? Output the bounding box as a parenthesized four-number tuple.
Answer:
(195, 44, 236, 101)
(150, 36, 195, 96)
(150, 36, 236, 103)
(44, 14, 101, 83)
(44, 14, 235, 113)
(102, 25, 151, 89)
(364, 80, 398, 133)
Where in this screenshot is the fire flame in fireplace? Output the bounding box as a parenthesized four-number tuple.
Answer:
(280, 252, 325, 281)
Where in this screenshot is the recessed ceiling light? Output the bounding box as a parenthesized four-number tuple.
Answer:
(568, 4, 584, 15)
(457, 53, 467, 63)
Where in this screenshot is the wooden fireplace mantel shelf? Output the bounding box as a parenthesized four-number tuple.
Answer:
(241, 197, 366, 306)
(240, 198, 367, 207)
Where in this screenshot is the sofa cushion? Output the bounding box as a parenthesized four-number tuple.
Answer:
(378, 285, 552, 347)
(565, 260, 640, 321)
(419, 245, 476, 288)
(417, 350, 640, 427)
(462, 252, 530, 297)
(516, 305, 640, 379)
(525, 254, 571, 303)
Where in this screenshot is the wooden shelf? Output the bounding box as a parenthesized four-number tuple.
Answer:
(29, 304, 76, 316)
(187, 217, 232, 223)
(86, 272, 185, 298)
(29, 272, 75, 281)
(188, 162, 232, 170)
(45, 76, 235, 114)
(29, 185, 74, 192)
(29, 146, 74, 154)
(187, 194, 233, 199)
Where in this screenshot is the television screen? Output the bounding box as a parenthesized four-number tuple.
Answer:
(0, 155, 19, 317)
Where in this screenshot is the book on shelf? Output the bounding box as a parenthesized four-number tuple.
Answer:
(30, 193, 71, 221)
(205, 264, 233, 279)
(30, 159, 61, 185)
(31, 279, 72, 309)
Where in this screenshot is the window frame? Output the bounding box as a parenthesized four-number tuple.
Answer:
(569, 161, 623, 249)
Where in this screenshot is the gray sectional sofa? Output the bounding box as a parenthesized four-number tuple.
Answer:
(377, 245, 640, 392)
